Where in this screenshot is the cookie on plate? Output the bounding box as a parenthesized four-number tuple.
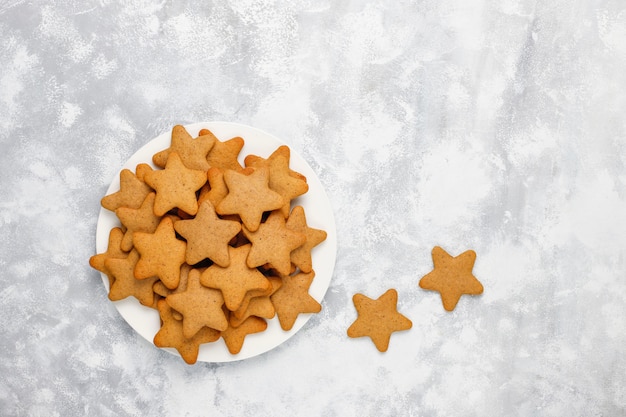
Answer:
(153, 299, 221, 365)
(133, 216, 187, 289)
(216, 167, 285, 232)
(143, 152, 207, 217)
(270, 271, 321, 331)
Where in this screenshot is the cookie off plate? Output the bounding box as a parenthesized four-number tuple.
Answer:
(95, 121, 337, 363)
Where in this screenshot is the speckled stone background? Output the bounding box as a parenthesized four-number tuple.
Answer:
(2, 1, 626, 416)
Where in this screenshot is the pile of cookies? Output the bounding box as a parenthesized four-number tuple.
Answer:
(90, 125, 327, 364)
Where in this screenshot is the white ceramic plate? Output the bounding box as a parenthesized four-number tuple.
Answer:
(95, 122, 337, 362)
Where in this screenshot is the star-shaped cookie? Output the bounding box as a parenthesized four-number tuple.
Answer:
(347, 288, 412, 352)
(89, 226, 126, 287)
(419, 246, 484, 311)
(221, 315, 267, 355)
(153, 299, 221, 365)
(229, 276, 282, 327)
(105, 249, 159, 307)
(174, 201, 241, 267)
(166, 269, 229, 338)
(152, 125, 215, 171)
(270, 271, 321, 331)
(203, 131, 244, 171)
(133, 216, 186, 289)
(115, 192, 161, 252)
(246, 152, 309, 217)
(242, 210, 306, 276)
(101, 168, 152, 211)
(143, 151, 207, 217)
(216, 167, 285, 232)
(199, 244, 271, 311)
(285, 205, 327, 273)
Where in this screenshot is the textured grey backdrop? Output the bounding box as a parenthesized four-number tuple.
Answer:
(1, 1, 625, 416)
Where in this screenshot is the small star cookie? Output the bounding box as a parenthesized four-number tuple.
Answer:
(133, 216, 186, 289)
(347, 288, 412, 352)
(101, 168, 151, 211)
(199, 244, 271, 311)
(202, 129, 244, 171)
(270, 271, 321, 331)
(115, 192, 161, 251)
(221, 314, 267, 355)
(152, 125, 215, 171)
(285, 205, 327, 273)
(106, 249, 159, 307)
(143, 151, 207, 217)
(216, 167, 285, 232)
(153, 299, 221, 365)
(419, 246, 484, 311)
(245, 151, 309, 217)
(174, 201, 241, 267)
(242, 210, 306, 276)
(89, 227, 126, 287)
(166, 269, 229, 338)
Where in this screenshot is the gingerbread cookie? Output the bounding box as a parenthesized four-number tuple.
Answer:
(216, 167, 285, 232)
(153, 299, 221, 364)
(285, 205, 327, 273)
(143, 151, 207, 217)
(133, 216, 186, 289)
(347, 288, 412, 352)
(419, 246, 483, 311)
(106, 249, 159, 307)
(101, 168, 151, 212)
(221, 315, 267, 355)
(204, 131, 244, 171)
(152, 125, 215, 171)
(89, 227, 126, 287)
(115, 192, 160, 251)
(242, 210, 306, 276)
(199, 244, 271, 311)
(230, 276, 282, 327)
(245, 152, 308, 217)
(166, 269, 229, 338)
(270, 271, 321, 331)
(174, 201, 241, 267)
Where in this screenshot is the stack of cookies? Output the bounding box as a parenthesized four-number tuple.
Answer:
(90, 125, 327, 364)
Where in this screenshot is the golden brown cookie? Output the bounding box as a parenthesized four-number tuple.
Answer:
(115, 192, 161, 252)
(101, 168, 152, 211)
(89, 227, 126, 286)
(347, 288, 412, 352)
(246, 152, 308, 217)
(216, 167, 285, 232)
(135, 163, 153, 182)
(153, 299, 221, 365)
(152, 125, 215, 171)
(270, 271, 321, 331)
(242, 210, 306, 276)
(133, 216, 187, 289)
(205, 133, 244, 171)
(244, 145, 307, 182)
(230, 276, 282, 327)
(221, 315, 267, 355)
(166, 269, 229, 338)
(153, 263, 191, 298)
(285, 205, 327, 273)
(143, 151, 207, 217)
(174, 201, 241, 267)
(106, 249, 159, 307)
(199, 244, 271, 311)
(419, 246, 484, 311)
